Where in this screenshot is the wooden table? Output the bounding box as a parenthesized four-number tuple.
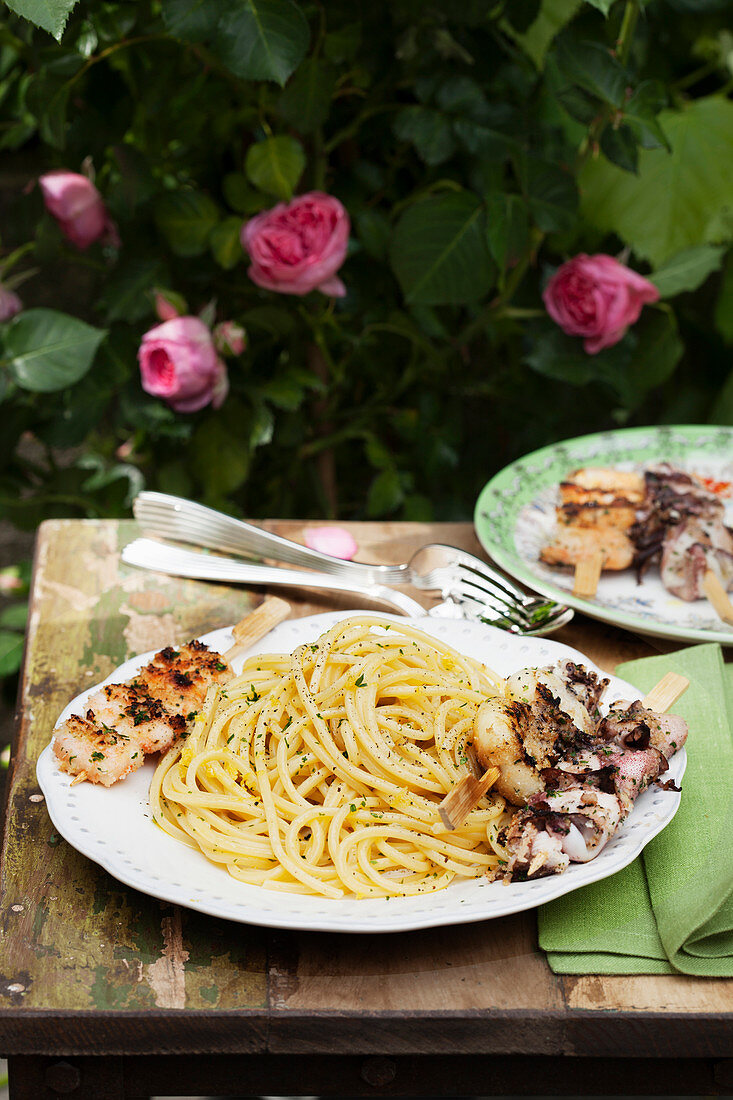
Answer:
(1, 519, 732, 1100)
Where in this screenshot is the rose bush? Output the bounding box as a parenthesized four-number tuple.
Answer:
(0, 0, 730, 538)
(543, 255, 660, 354)
(242, 193, 350, 297)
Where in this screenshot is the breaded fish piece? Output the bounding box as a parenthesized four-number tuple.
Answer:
(53, 640, 232, 786)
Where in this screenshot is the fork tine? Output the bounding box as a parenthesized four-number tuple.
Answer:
(445, 579, 534, 629)
(450, 550, 539, 605)
(450, 571, 537, 625)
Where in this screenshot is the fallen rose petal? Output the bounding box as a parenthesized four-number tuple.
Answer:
(304, 526, 358, 560)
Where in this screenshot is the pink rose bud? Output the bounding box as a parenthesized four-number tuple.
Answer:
(543, 253, 659, 354)
(0, 284, 22, 322)
(39, 170, 119, 251)
(154, 291, 182, 322)
(138, 316, 229, 413)
(213, 320, 247, 357)
(304, 526, 358, 560)
(242, 191, 350, 298)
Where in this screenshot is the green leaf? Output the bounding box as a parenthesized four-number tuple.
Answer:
(278, 58, 336, 134)
(525, 312, 681, 408)
(95, 258, 165, 324)
(393, 106, 457, 166)
(193, 415, 250, 499)
(485, 193, 530, 272)
(504, 0, 543, 32)
(554, 38, 627, 107)
(367, 468, 403, 517)
(214, 0, 310, 86)
(623, 81, 670, 151)
(245, 135, 305, 200)
(390, 192, 495, 305)
(600, 123, 639, 174)
(508, 0, 583, 69)
(650, 245, 726, 298)
(714, 252, 733, 344)
(525, 325, 618, 385)
(3, 0, 78, 40)
(210, 217, 244, 269)
(3, 309, 106, 393)
(580, 96, 733, 266)
(520, 156, 578, 233)
(583, 0, 614, 12)
(0, 630, 23, 678)
(323, 21, 361, 63)
(25, 73, 70, 148)
(161, 0, 219, 40)
(555, 84, 601, 125)
(155, 190, 220, 257)
(222, 174, 268, 214)
(623, 310, 683, 404)
(0, 602, 28, 630)
(356, 209, 392, 261)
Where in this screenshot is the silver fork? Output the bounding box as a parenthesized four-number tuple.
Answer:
(121, 539, 574, 636)
(133, 492, 570, 627)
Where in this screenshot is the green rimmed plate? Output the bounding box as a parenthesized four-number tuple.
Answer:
(474, 425, 733, 645)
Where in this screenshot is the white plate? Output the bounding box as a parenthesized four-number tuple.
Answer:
(474, 424, 733, 645)
(36, 611, 685, 933)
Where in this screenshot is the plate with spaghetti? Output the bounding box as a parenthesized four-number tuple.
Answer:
(36, 611, 685, 933)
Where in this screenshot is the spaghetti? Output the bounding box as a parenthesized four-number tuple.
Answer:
(149, 615, 509, 898)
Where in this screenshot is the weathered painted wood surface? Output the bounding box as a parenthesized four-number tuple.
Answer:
(0, 519, 732, 1067)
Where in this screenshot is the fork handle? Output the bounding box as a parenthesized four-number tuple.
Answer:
(133, 492, 407, 584)
(121, 538, 425, 618)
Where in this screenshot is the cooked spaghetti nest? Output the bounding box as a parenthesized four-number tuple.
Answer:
(150, 615, 510, 899)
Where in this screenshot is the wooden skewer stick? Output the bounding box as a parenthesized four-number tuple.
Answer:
(641, 671, 689, 713)
(573, 550, 603, 599)
(438, 766, 500, 831)
(702, 569, 733, 627)
(224, 596, 292, 664)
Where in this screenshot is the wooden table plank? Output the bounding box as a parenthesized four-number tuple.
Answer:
(1, 519, 268, 1023)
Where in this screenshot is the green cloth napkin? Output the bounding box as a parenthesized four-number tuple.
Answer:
(538, 643, 733, 976)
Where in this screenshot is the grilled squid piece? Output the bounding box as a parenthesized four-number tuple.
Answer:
(597, 698, 688, 758)
(473, 663, 608, 806)
(501, 787, 624, 879)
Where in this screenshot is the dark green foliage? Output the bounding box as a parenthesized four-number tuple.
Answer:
(0, 0, 730, 533)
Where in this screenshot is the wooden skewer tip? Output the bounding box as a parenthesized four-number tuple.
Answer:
(702, 569, 733, 627)
(438, 766, 500, 831)
(641, 671, 689, 713)
(573, 550, 603, 599)
(225, 596, 292, 662)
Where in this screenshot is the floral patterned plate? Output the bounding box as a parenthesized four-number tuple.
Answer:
(474, 425, 733, 645)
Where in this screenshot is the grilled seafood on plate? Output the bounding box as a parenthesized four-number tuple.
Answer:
(541, 462, 733, 604)
(472, 658, 688, 881)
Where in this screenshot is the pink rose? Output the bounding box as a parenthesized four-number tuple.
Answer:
(242, 191, 349, 297)
(138, 317, 229, 413)
(39, 170, 119, 251)
(0, 284, 22, 322)
(543, 254, 659, 354)
(213, 320, 247, 357)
